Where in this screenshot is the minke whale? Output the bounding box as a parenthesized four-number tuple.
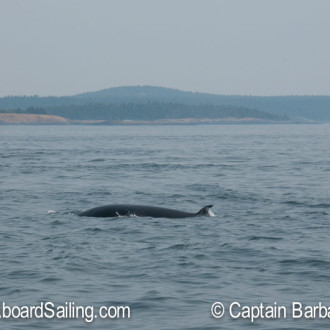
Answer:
(78, 204, 214, 219)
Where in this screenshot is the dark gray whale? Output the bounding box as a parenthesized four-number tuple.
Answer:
(78, 204, 213, 219)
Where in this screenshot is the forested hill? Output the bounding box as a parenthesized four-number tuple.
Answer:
(0, 102, 285, 122)
(44, 103, 285, 121)
(1, 86, 330, 121)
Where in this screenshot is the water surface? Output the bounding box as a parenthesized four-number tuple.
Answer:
(1, 124, 330, 329)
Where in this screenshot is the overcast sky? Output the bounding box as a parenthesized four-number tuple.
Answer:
(1, 0, 330, 97)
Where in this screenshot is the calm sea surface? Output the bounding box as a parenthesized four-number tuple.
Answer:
(1, 124, 330, 329)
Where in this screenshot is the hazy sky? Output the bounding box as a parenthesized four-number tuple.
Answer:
(1, 0, 330, 97)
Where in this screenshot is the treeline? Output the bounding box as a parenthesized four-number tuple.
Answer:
(0, 95, 71, 110)
(1, 86, 330, 121)
(0, 102, 287, 121)
(0, 106, 47, 114)
(45, 102, 286, 121)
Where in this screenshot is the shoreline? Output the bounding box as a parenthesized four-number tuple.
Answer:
(0, 113, 317, 125)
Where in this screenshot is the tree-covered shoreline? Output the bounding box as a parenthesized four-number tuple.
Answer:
(1, 85, 329, 121)
(0, 102, 286, 121)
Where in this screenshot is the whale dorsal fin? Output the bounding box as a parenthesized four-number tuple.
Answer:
(197, 205, 213, 216)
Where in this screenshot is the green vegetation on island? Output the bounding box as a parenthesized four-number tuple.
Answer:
(1, 86, 329, 123)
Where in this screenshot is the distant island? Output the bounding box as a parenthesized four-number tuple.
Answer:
(1, 86, 329, 124)
(0, 113, 285, 125)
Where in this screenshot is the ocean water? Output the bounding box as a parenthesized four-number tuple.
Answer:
(1, 124, 330, 329)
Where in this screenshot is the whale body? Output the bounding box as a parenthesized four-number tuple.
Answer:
(78, 204, 213, 219)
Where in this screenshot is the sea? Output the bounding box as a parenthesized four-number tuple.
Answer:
(1, 124, 330, 329)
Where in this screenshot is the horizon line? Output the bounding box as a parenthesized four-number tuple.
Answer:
(1, 85, 330, 98)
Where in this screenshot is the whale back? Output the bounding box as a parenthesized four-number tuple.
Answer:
(79, 204, 214, 218)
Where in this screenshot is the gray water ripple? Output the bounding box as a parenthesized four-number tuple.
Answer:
(1, 125, 330, 329)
